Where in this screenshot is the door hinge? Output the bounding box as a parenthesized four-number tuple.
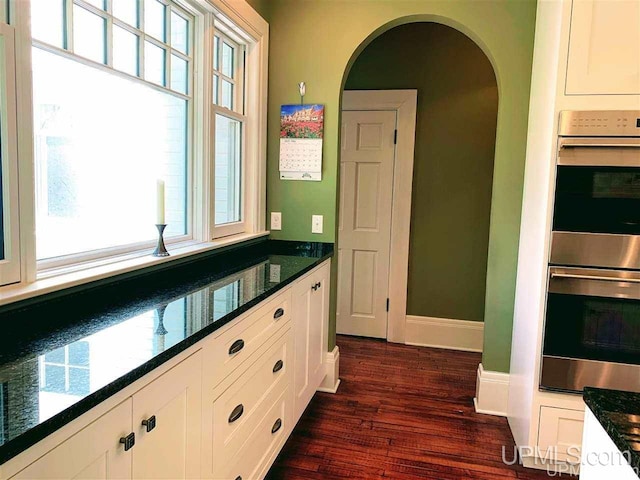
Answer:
(393, 129, 397, 145)
(386, 298, 390, 312)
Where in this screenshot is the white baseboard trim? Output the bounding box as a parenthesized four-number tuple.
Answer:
(474, 363, 510, 417)
(317, 346, 341, 394)
(405, 315, 484, 352)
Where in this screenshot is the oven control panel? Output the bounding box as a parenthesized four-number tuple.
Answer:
(559, 110, 640, 136)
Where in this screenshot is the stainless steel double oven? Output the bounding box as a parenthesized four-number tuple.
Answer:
(541, 110, 640, 393)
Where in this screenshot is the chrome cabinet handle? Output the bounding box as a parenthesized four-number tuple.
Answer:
(271, 418, 282, 434)
(228, 404, 244, 423)
(274, 308, 285, 319)
(229, 339, 245, 355)
(120, 432, 135, 451)
(273, 359, 284, 373)
(141, 415, 156, 433)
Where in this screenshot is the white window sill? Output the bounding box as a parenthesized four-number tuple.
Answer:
(0, 231, 270, 307)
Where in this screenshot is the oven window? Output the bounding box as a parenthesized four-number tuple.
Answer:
(545, 292, 640, 364)
(553, 166, 640, 234)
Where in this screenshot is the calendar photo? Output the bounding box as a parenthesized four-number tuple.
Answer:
(280, 104, 324, 139)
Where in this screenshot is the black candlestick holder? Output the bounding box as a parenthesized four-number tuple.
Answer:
(153, 224, 170, 257)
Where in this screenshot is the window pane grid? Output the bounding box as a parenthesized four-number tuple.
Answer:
(32, 0, 193, 96)
(212, 32, 243, 115)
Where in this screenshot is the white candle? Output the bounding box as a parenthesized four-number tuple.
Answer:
(156, 179, 165, 225)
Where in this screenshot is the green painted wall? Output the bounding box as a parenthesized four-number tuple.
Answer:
(345, 22, 498, 322)
(244, 0, 270, 20)
(264, 0, 536, 372)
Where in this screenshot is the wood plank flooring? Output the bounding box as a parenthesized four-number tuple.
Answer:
(266, 335, 568, 479)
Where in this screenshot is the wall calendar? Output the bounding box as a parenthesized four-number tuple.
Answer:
(279, 104, 324, 181)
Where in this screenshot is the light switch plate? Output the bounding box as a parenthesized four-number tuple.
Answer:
(312, 215, 323, 234)
(271, 212, 282, 230)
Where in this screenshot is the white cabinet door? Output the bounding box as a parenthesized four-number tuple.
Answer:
(292, 261, 329, 423)
(566, 0, 640, 94)
(132, 352, 202, 480)
(538, 406, 584, 463)
(11, 400, 133, 480)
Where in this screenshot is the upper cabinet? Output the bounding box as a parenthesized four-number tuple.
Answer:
(566, 0, 640, 95)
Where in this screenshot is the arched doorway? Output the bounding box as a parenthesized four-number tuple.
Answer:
(336, 22, 499, 350)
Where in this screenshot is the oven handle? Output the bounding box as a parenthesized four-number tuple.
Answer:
(551, 272, 640, 284)
(559, 137, 640, 149)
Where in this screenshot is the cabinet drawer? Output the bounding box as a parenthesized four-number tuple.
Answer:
(211, 329, 291, 463)
(538, 406, 584, 462)
(207, 289, 291, 387)
(215, 387, 291, 480)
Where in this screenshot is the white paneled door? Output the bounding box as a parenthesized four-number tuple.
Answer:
(337, 110, 396, 338)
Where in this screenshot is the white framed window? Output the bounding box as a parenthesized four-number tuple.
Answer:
(211, 25, 247, 238)
(0, 0, 268, 291)
(30, 0, 195, 268)
(0, 16, 21, 285)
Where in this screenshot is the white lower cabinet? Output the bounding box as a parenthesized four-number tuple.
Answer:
(537, 406, 583, 464)
(11, 400, 133, 480)
(3, 259, 331, 480)
(293, 262, 330, 423)
(204, 328, 293, 480)
(10, 351, 202, 480)
(131, 352, 202, 480)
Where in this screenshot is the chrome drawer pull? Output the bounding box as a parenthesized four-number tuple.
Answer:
(228, 404, 244, 423)
(141, 415, 156, 433)
(274, 308, 285, 319)
(271, 418, 282, 434)
(273, 359, 284, 373)
(228, 339, 245, 355)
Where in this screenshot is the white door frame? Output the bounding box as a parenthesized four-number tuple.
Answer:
(341, 89, 417, 343)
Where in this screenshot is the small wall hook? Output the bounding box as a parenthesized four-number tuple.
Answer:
(298, 82, 306, 104)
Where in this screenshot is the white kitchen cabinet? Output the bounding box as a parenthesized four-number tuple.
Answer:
(10, 400, 133, 480)
(209, 329, 294, 480)
(581, 407, 638, 480)
(131, 351, 202, 480)
(10, 351, 202, 480)
(538, 406, 583, 464)
(292, 261, 330, 423)
(566, 0, 640, 95)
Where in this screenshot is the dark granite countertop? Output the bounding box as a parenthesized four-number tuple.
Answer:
(584, 387, 640, 474)
(0, 239, 332, 465)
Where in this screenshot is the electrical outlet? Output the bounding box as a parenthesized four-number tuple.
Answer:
(271, 212, 282, 230)
(312, 215, 323, 234)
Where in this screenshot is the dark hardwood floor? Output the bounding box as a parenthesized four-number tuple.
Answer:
(266, 335, 566, 479)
